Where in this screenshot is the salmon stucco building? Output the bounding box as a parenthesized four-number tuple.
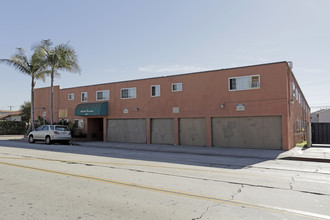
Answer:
(33, 61, 310, 150)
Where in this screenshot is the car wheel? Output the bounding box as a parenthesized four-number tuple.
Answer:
(45, 136, 52, 145)
(28, 135, 35, 143)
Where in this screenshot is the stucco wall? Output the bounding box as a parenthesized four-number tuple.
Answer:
(319, 110, 330, 122)
(311, 112, 319, 122)
(5, 115, 21, 121)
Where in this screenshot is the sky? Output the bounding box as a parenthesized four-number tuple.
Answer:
(0, 0, 329, 112)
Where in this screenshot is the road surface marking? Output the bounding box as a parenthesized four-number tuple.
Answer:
(0, 160, 329, 219)
(0, 155, 328, 185)
(1, 154, 329, 185)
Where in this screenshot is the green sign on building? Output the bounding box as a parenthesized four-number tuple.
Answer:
(75, 102, 108, 116)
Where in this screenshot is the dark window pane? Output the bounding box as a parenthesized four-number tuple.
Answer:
(230, 79, 236, 90)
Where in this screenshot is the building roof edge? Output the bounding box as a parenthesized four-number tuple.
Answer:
(35, 61, 288, 91)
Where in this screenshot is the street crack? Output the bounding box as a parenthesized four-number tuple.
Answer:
(289, 176, 295, 190)
(192, 203, 219, 220)
(289, 174, 300, 190)
(231, 184, 244, 200)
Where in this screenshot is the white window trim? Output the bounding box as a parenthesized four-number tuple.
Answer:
(292, 82, 296, 97)
(151, 85, 161, 97)
(68, 93, 74, 100)
(228, 74, 260, 91)
(172, 83, 182, 92)
(81, 92, 88, 102)
(120, 87, 137, 99)
(96, 90, 110, 101)
(74, 119, 84, 129)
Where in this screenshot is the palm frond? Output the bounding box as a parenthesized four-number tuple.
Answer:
(0, 58, 31, 75)
(35, 70, 49, 82)
(54, 44, 81, 74)
(0, 46, 49, 82)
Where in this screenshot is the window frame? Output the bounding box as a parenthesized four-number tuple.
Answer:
(120, 87, 137, 99)
(68, 93, 74, 100)
(151, 85, 161, 97)
(228, 74, 260, 91)
(81, 92, 88, 102)
(74, 119, 84, 129)
(96, 90, 110, 101)
(172, 83, 182, 92)
(292, 82, 296, 97)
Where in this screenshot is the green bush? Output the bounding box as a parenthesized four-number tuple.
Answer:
(0, 121, 27, 135)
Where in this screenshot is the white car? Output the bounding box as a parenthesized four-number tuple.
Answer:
(28, 125, 72, 145)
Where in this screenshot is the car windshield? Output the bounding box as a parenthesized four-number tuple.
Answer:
(55, 126, 69, 131)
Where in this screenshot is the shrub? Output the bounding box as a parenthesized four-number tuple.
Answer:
(0, 121, 26, 135)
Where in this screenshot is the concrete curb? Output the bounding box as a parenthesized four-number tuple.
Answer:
(277, 146, 330, 163)
(3, 136, 330, 163)
(73, 141, 283, 160)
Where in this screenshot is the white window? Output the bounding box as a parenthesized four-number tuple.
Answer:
(121, 87, 136, 99)
(74, 119, 84, 129)
(296, 120, 300, 132)
(172, 83, 182, 92)
(96, 90, 110, 101)
(68, 93, 74, 100)
(292, 82, 296, 97)
(229, 75, 260, 91)
(81, 92, 88, 102)
(295, 88, 298, 100)
(151, 85, 160, 97)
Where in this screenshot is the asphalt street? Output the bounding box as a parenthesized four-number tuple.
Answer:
(0, 140, 330, 219)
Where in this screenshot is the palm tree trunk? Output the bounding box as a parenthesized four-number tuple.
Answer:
(31, 77, 35, 130)
(50, 68, 54, 124)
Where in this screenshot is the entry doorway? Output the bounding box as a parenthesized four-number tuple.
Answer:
(87, 118, 104, 141)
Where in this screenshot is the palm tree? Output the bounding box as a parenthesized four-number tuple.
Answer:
(37, 39, 81, 124)
(0, 48, 47, 130)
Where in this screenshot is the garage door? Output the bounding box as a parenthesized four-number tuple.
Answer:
(107, 119, 147, 143)
(151, 119, 174, 145)
(212, 116, 282, 149)
(179, 118, 206, 146)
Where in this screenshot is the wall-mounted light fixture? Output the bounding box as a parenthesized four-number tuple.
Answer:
(220, 103, 225, 108)
(135, 108, 140, 112)
(290, 99, 294, 104)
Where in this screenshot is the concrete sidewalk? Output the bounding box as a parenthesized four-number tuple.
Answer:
(73, 141, 284, 160)
(73, 141, 330, 163)
(2, 135, 330, 162)
(0, 135, 24, 140)
(277, 145, 330, 163)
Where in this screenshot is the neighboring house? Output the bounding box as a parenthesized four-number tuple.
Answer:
(33, 61, 310, 151)
(311, 109, 330, 123)
(0, 110, 22, 121)
(0, 110, 13, 116)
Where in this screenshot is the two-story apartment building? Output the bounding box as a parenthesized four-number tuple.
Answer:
(33, 61, 310, 150)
